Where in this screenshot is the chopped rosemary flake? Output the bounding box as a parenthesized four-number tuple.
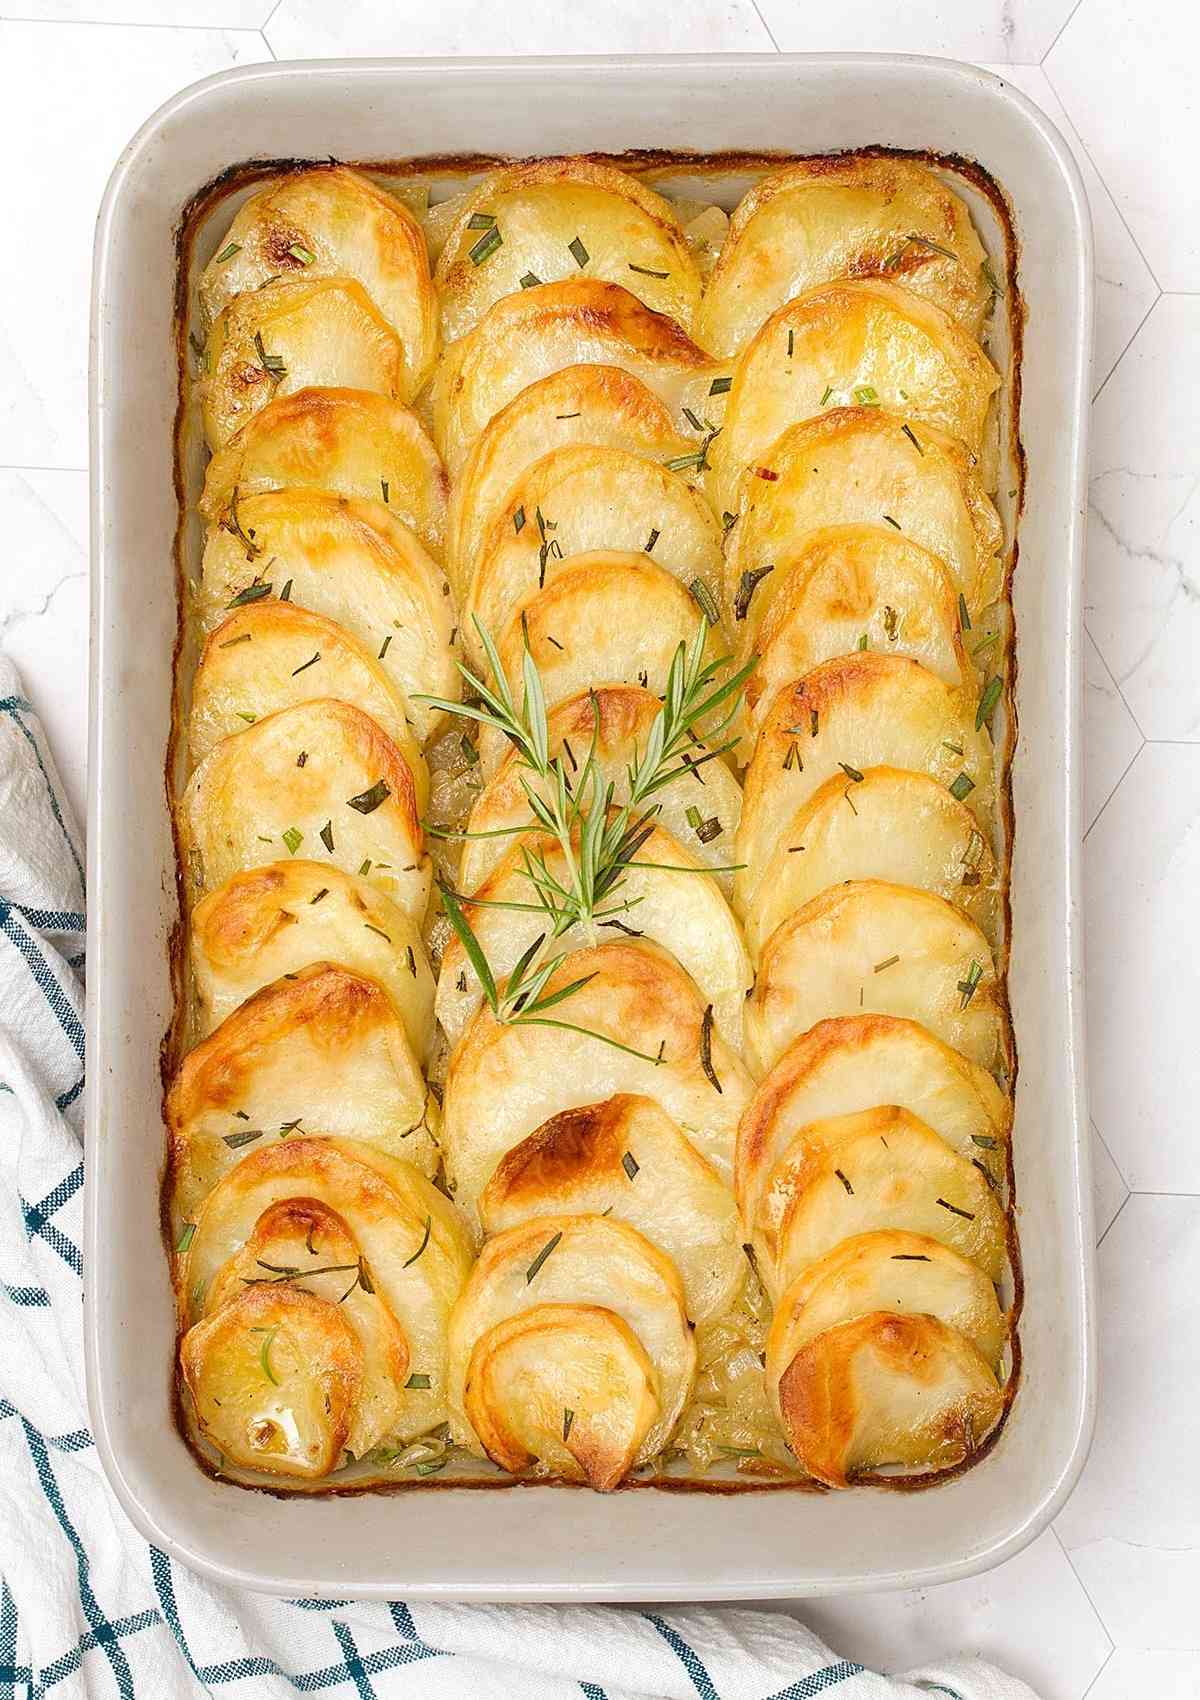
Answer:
(902, 422, 924, 454)
(696, 815, 723, 844)
(406, 944, 417, 976)
(709, 375, 732, 396)
(363, 922, 391, 942)
(857, 633, 868, 650)
(733, 563, 774, 622)
(682, 406, 705, 432)
(252, 1324, 280, 1385)
(563, 1407, 575, 1441)
(629, 261, 669, 278)
(786, 328, 795, 358)
(403, 1214, 432, 1268)
(820, 384, 834, 405)
(722, 510, 738, 532)
(958, 592, 971, 631)
(949, 771, 976, 802)
(468, 224, 503, 265)
(226, 581, 272, 608)
(525, 1230, 563, 1284)
(291, 651, 320, 676)
(644, 527, 660, 553)
(176, 1223, 196, 1253)
(839, 762, 864, 783)
(982, 258, 1004, 297)
(943, 740, 964, 756)
(665, 448, 708, 474)
(976, 675, 1002, 730)
(222, 1128, 263, 1149)
(309, 887, 328, 904)
(971, 1134, 999, 1150)
(688, 578, 719, 626)
(699, 1003, 722, 1095)
(973, 633, 999, 659)
(568, 235, 589, 267)
(347, 779, 391, 814)
(320, 820, 335, 853)
(254, 331, 286, 380)
(622, 1150, 640, 1181)
(937, 1196, 976, 1220)
(287, 242, 316, 265)
(834, 1168, 854, 1195)
(892, 1253, 931, 1262)
(280, 578, 293, 602)
(358, 858, 372, 876)
(873, 955, 900, 973)
(465, 211, 496, 229)
(519, 271, 541, 289)
(906, 231, 958, 262)
(883, 605, 900, 641)
(957, 959, 984, 1009)
(413, 1456, 447, 1476)
(378, 634, 393, 660)
(513, 506, 526, 534)
(782, 741, 800, 772)
(686, 805, 703, 830)
(282, 826, 303, 855)
(404, 1372, 432, 1391)
(220, 637, 254, 653)
(843, 787, 859, 816)
(556, 412, 581, 420)
(810, 709, 819, 738)
(214, 241, 241, 264)
(456, 971, 467, 992)
(854, 384, 881, 406)
(882, 513, 902, 530)
(380, 478, 389, 505)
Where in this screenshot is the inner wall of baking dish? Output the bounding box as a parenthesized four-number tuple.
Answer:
(169, 148, 1022, 1494)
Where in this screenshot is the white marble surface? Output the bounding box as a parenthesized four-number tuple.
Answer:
(0, 5, 1195, 1695)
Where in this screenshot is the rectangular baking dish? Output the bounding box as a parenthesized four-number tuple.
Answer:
(86, 52, 1095, 1601)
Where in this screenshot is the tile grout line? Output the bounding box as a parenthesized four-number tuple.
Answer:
(0, 12, 267, 33)
(1037, 0, 1089, 66)
(260, 0, 285, 40)
(1079, 1647, 1115, 1700)
(1089, 291, 1160, 409)
(0, 465, 88, 476)
(1050, 1525, 1116, 1664)
(1081, 611, 1150, 770)
(746, 0, 781, 53)
(259, 24, 277, 61)
(1081, 729, 1144, 845)
(1095, 1189, 1131, 1249)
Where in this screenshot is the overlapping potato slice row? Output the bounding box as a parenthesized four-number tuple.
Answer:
(697, 156, 991, 356)
(736, 1013, 1011, 1228)
(722, 408, 1004, 622)
(198, 166, 438, 398)
(459, 684, 743, 897)
(442, 940, 753, 1235)
(431, 279, 728, 474)
(180, 1137, 473, 1449)
(437, 824, 752, 1054)
(200, 387, 448, 561)
(190, 860, 434, 1059)
(180, 698, 430, 921)
(746, 880, 1003, 1077)
(447, 1215, 696, 1487)
(448, 364, 694, 596)
(197, 488, 456, 745)
(463, 445, 723, 664)
(201, 277, 405, 450)
(479, 1096, 742, 1327)
(434, 156, 704, 342)
(167, 961, 436, 1228)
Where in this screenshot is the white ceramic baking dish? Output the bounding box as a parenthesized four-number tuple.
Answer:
(86, 53, 1095, 1601)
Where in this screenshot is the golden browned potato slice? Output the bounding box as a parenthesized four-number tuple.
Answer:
(459, 685, 743, 897)
(435, 156, 704, 342)
(697, 156, 991, 357)
(447, 1214, 695, 1484)
(431, 279, 727, 474)
(188, 599, 415, 771)
(464, 446, 723, 664)
(723, 408, 1003, 621)
(442, 940, 754, 1234)
(736, 1013, 1011, 1227)
(739, 765, 999, 957)
(180, 1136, 473, 1442)
(198, 166, 438, 397)
(180, 698, 430, 922)
(190, 860, 434, 1060)
(478, 1096, 743, 1326)
(201, 278, 404, 450)
(746, 880, 1003, 1077)
(710, 280, 998, 514)
(768, 1309, 1003, 1488)
(448, 364, 694, 596)
(200, 387, 448, 561)
(437, 825, 751, 1054)
(197, 489, 456, 745)
(735, 651, 994, 919)
(167, 962, 434, 1226)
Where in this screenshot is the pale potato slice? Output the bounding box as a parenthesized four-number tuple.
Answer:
(479, 1096, 743, 1326)
(437, 823, 751, 1052)
(771, 1229, 1006, 1371)
(735, 652, 994, 921)
(432, 279, 727, 474)
(200, 387, 448, 562)
(201, 278, 404, 450)
(181, 1137, 473, 1443)
(459, 685, 743, 897)
(464, 445, 723, 665)
(190, 860, 434, 1062)
(736, 1013, 1011, 1226)
(746, 880, 1003, 1077)
(768, 1309, 1003, 1488)
(723, 408, 1003, 620)
(741, 765, 999, 957)
(435, 156, 703, 341)
(180, 699, 430, 923)
(449, 364, 693, 596)
(198, 166, 438, 397)
(189, 599, 415, 771)
(441, 939, 754, 1234)
(447, 1214, 696, 1478)
(698, 156, 990, 357)
(167, 962, 434, 1227)
(709, 280, 998, 510)
(198, 488, 456, 745)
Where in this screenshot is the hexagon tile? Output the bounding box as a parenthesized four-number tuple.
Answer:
(751, 0, 1079, 62)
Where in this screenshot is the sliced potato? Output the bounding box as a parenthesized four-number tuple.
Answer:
(435, 156, 703, 341)
(442, 939, 754, 1234)
(198, 166, 438, 397)
(740, 765, 999, 957)
(437, 824, 752, 1054)
(723, 408, 1003, 620)
(200, 387, 448, 562)
(167, 961, 434, 1226)
(479, 1095, 743, 1326)
(746, 880, 1003, 1076)
(698, 156, 990, 356)
(459, 685, 743, 897)
(447, 1214, 695, 1480)
(180, 698, 430, 922)
(198, 488, 456, 744)
(710, 279, 998, 511)
(201, 277, 404, 450)
(432, 279, 727, 473)
(464, 445, 723, 664)
(190, 860, 434, 1061)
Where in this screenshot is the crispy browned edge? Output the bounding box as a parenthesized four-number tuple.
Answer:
(164, 145, 1025, 1498)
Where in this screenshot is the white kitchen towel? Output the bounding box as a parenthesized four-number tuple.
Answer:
(0, 652, 1038, 1700)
